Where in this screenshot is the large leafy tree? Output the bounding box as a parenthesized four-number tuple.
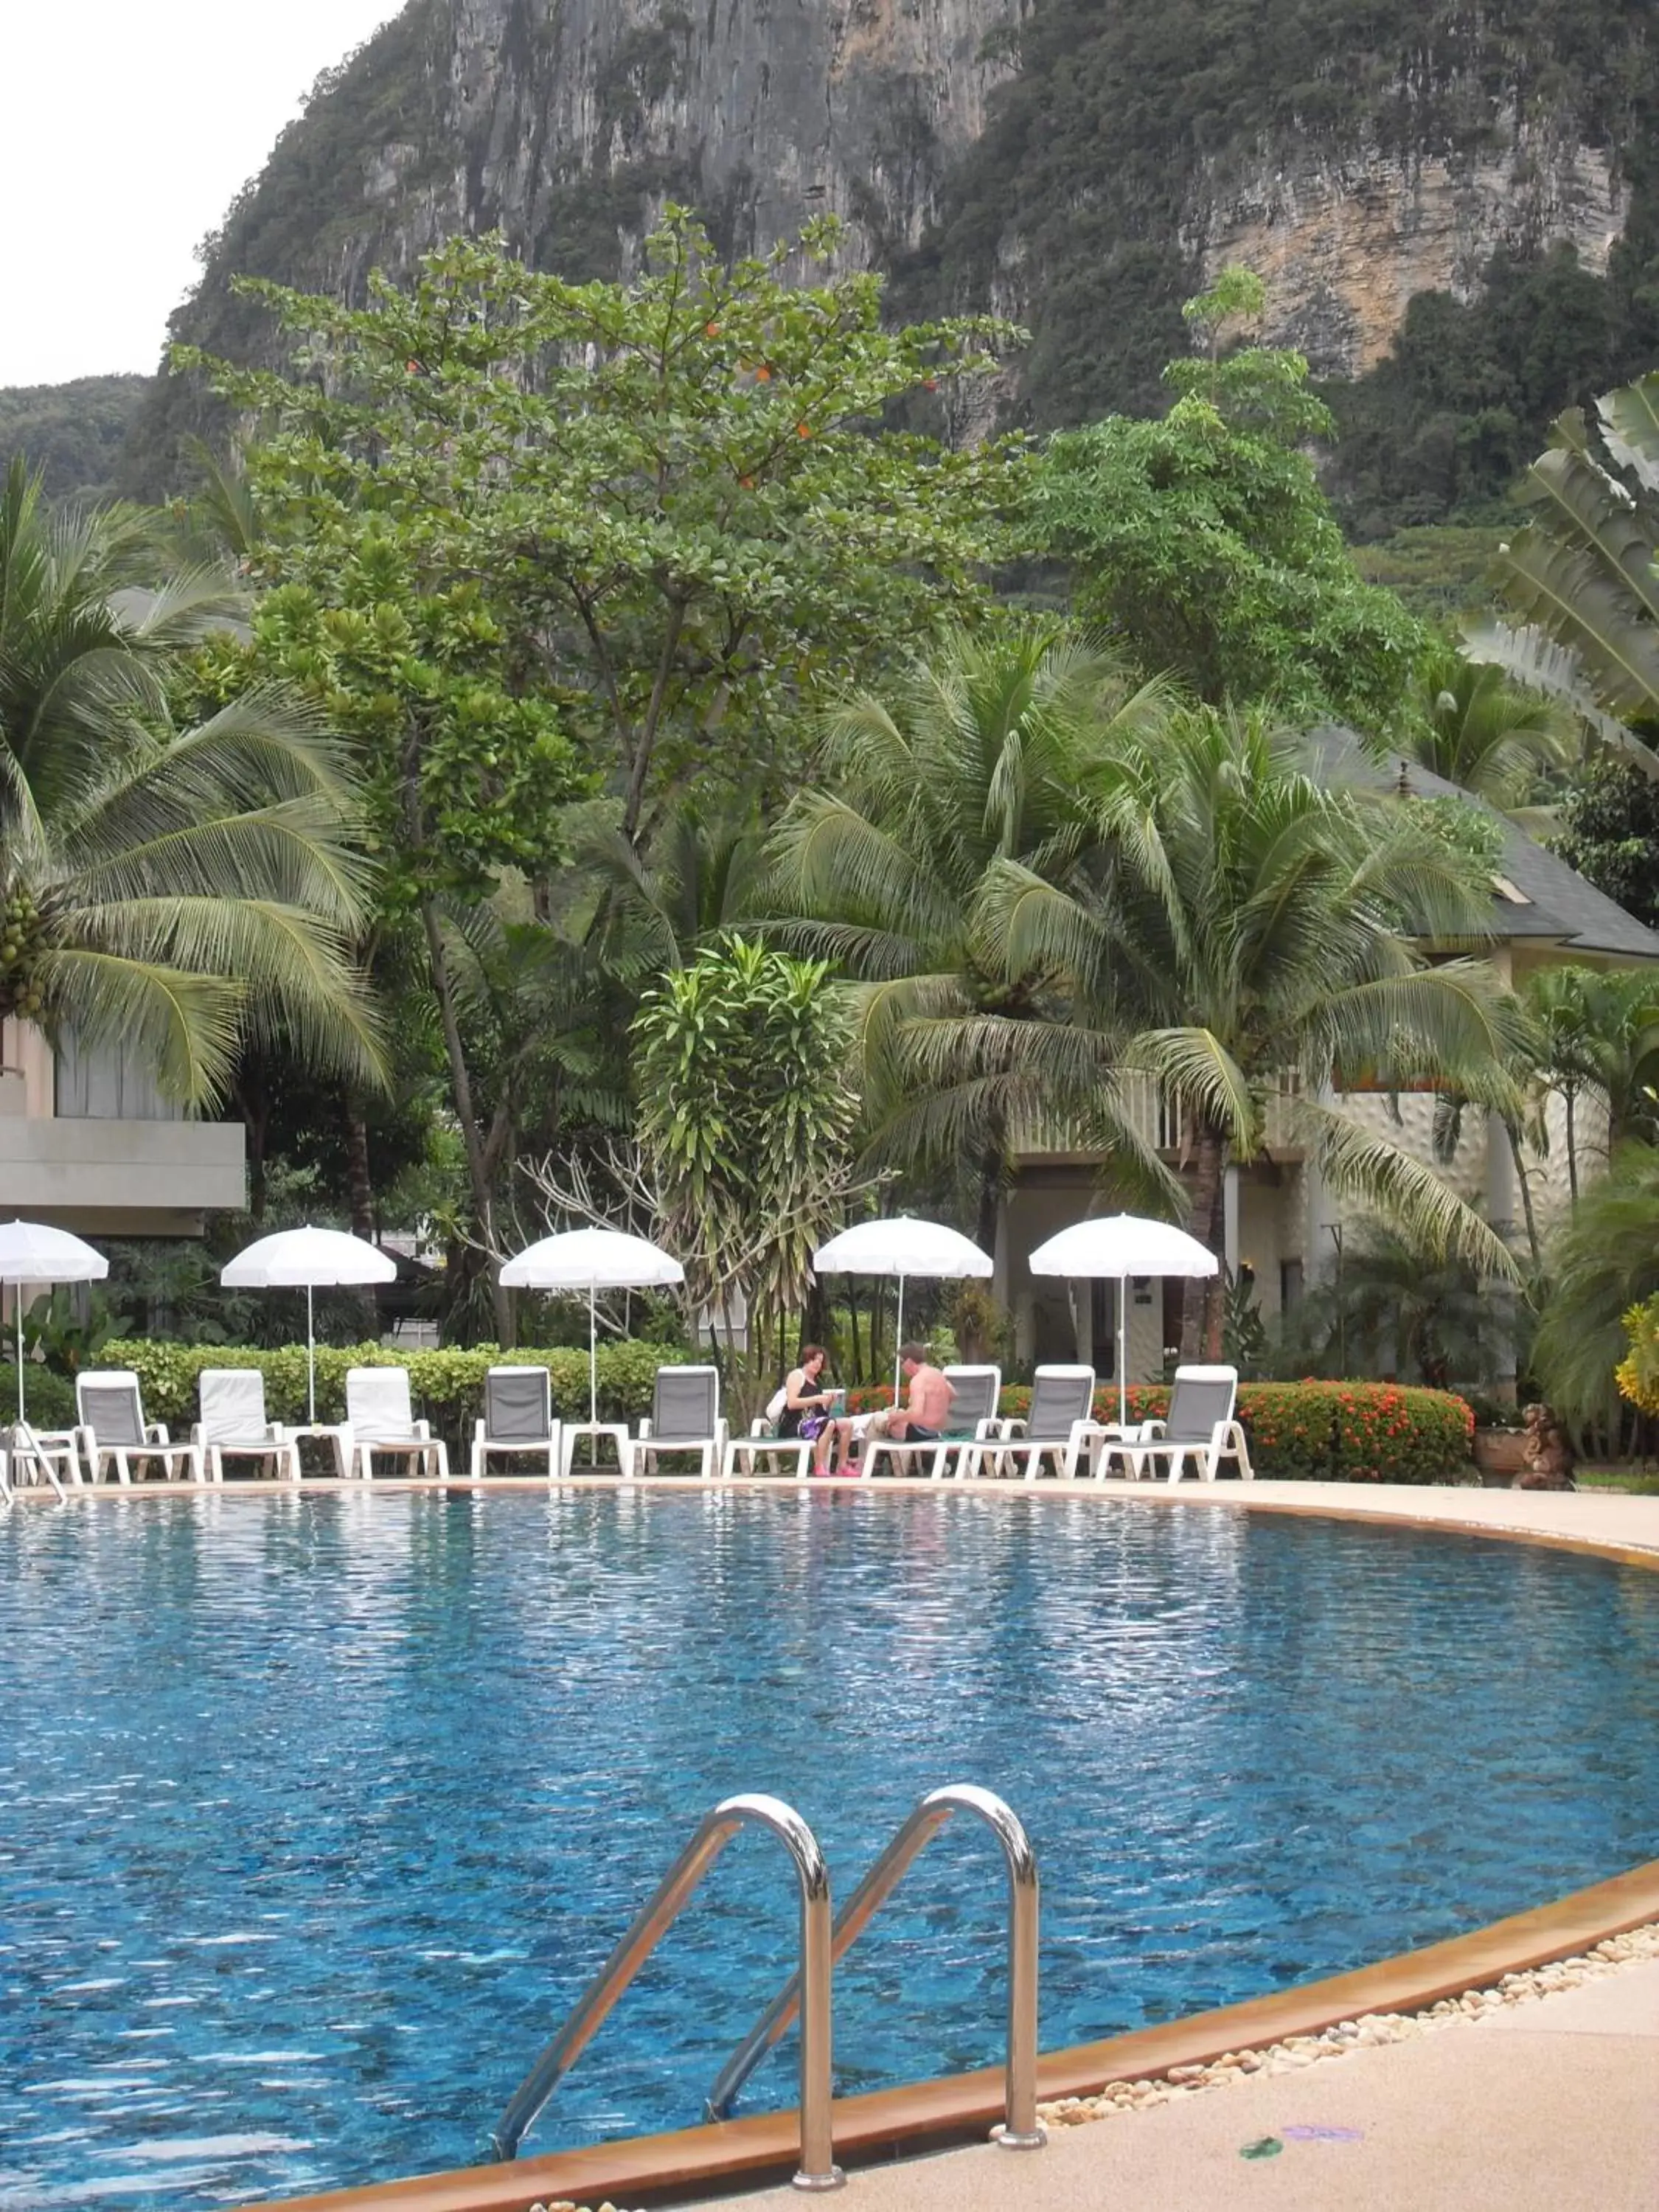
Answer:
(185, 208, 1028, 843)
(895, 706, 1525, 1354)
(1030, 274, 1424, 725)
(768, 622, 1177, 1242)
(0, 460, 378, 1105)
(1464, 368, 1659, 765)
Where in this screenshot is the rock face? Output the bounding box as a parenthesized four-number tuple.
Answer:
(1187, 119, 1626, 376)
(333, 0, 1012, 288)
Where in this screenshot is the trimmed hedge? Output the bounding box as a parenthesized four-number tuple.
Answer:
(0, 1366, 77, 1430)
(987, 1380, 1473, 1484)
(117, 1340, 669, 1434)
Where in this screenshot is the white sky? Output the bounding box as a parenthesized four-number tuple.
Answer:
(1, 2, 406, 388)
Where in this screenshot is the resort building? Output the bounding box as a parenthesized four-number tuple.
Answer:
(997, 734, 1659, 1387)
(0, 1018, 244, 1236)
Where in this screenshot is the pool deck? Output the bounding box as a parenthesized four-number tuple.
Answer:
(720, 1955, 1659, 2212)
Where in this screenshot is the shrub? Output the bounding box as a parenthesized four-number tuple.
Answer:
(118, 1339, 674, 1436)
(995, 1378, 1472, 1484)
(0, 1365, 77, 1430)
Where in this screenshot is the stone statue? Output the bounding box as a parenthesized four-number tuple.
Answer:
(1518, 1402, 1576, 1490)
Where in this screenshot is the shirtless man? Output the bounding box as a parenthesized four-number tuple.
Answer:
(861, 1344, 955, 1449)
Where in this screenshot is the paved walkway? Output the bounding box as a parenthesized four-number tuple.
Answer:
(720, 1958, 1659, 2212)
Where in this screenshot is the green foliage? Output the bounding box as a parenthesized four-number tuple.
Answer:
(1350, 527, 1509, 623)
(21, 1288, 128, 1377)
(1463, 368, 1659, 762)
(1551, 754, 1659, 929)
(1537, 1147, 1659, 1431)
(119, 1338, 670, 1435)
(1402, 642, 1574, 805)
(0, 461, 382, 1105)
(990, 1379, 1472, 1481)
(0, 1366, 76, 1429)
(894, 703, 1524, 1363)
(633, 933, 858, 1382)
(1330, 226, 1659, 537)
(906, 0, 1658, 432)
(182, 208, 1027, 834)
(768, 619, 1177, 1236)
(1031, 330, 1425, 721)
(0, 377, 148, 504)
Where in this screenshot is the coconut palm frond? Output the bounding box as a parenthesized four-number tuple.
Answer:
(1294, 1097, 1518, 1280)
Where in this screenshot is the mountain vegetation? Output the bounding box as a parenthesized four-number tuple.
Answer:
(0, 377, 147, 504)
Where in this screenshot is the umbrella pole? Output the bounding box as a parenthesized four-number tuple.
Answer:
(893, 1275, 905, 1406)
(307, 1281, 316, 1426)
(14, 1284, 22, 1425)
(1118, 1273, 1128, 1430)
(589, 1284, 597, 1428)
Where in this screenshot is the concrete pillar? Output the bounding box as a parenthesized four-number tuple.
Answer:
(1222, 1164, 1240, 1276)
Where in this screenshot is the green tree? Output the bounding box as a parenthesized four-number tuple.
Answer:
(1536, 1146, 1659, 1437)
(633, 935, 859, 1397)
(1464, 368, 1659, 763)
(1551, 752, 1659, 928)
(1030, 306, 1424, 723)
(0, 461, 379, 1104)
(1403, 641, 1573, 805)
(768, 622, 1177, 1243)
(1523, 964, 1659, 1202)
(896, 706, 1524, 1354)
(185, 208, 1027, 842)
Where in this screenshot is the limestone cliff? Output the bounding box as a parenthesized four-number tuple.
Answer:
(119, 0, 1659, 498)
(1187, 119, 1625, 378)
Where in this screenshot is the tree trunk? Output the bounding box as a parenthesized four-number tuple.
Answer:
(419, 894, 515, 1346)
(1564, 1090, 1579, 1210)
(344, 1094, 375, 1241)
(1181, 1126, 1227, 1361)
(975, 1145, 1003, 1256)
(1505, 1120, 1543, 1272)
(234, 1077, 269, 1222)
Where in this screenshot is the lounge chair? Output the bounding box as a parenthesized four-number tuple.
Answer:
(193, 1369, 301, 1484)
(470, 1365, 562, 1479)
(344, 1367, 449, 1481)
(2, 1422, 79, 1497)
(1105, 1364, 1252, 1484)
(76, 1369, 205, 1486)
(627, 1365, 726, 1481)
(723, 1397, 815, 1480)
(863, 1364, 1004, 1480)
(970, 1364, 1095, 1482)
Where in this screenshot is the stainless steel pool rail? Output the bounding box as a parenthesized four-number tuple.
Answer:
(706, 1784, 1046, 2153)
(488, 1791, 844, 2191)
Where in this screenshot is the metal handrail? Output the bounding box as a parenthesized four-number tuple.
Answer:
(489, 1791, 844, 2192)
(706, 1784, 1046, 2152)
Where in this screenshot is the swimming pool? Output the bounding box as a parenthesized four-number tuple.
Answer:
(1, 1488, 1656, 2209)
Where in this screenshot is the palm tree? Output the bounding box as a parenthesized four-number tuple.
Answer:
(901, 706, 1526, 1354)
(768, 620, 1179, 1241)
(1523, 964, 1659, 1202)
(1404, 641, 1573, 806)
(1462, 369, 1659, 766)
(0, 459, 380, 1104)
(580, 795, 767, 978)
(1533, 1146, 1659, 1441)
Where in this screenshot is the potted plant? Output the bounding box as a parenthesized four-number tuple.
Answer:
(1463, 1391, 1527, 1484)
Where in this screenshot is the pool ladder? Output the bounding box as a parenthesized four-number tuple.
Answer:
(489, 1783, 1044, 2191)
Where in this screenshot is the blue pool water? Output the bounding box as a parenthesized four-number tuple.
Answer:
(1, 1489, 1657, 2208)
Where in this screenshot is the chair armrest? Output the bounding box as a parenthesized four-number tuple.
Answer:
(74, 1423, 97, 1461)
(1003, 1417, 1029, 1439)
(749, 1416, 769, 1436)
(473, 1418, 486, 1442)
(639, 1418, 654, 1439)
(147, 1423, 170, 1445)
(1141, 1418, 1168, 1439)
(191, 1422, 204, 1446)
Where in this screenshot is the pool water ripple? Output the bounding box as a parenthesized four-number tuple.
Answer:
(1, 1489, 1656, 2206)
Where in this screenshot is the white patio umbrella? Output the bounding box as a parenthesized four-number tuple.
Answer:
(500, 1228, 684, 1426)
(813, 1217, 992, 1402)
(220, 1225, 397, 1424)
(1029, 1213, 1217, 1428)
(0, 1220, 108, 1424)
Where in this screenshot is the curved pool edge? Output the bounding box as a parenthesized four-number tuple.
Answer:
(240, 1857, 1659, 2212)
(21, 1476, 1659, 2211)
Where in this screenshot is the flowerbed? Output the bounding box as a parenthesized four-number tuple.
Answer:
(992, 1380, 1472, 1484)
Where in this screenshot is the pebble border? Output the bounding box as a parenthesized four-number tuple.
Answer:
(1035, 1920, 1659, 2129)
(505, 1922, 1659, 2209)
